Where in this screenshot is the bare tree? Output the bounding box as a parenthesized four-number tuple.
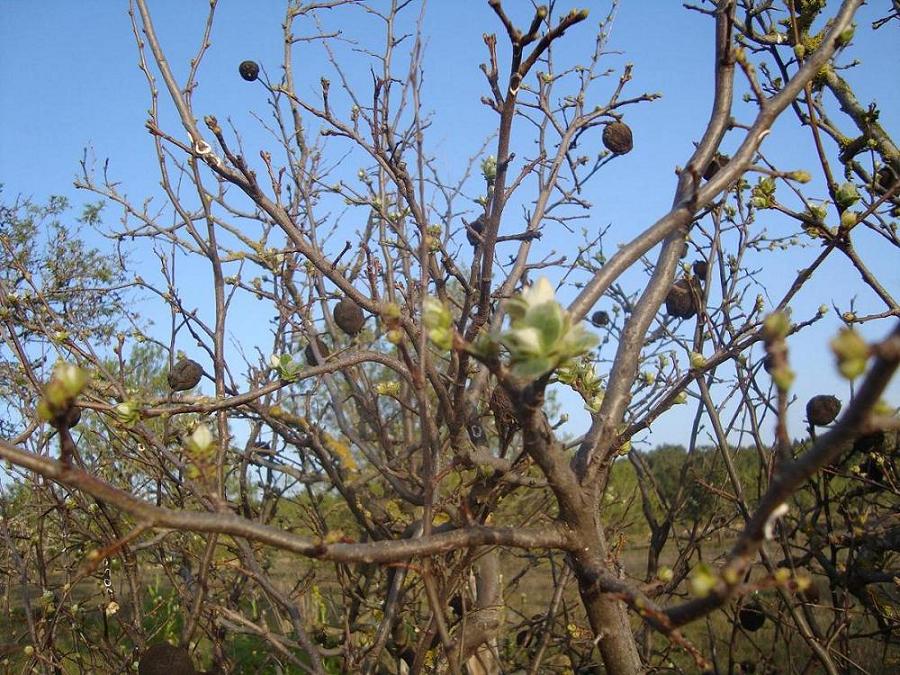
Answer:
(1, 1, 898, 673)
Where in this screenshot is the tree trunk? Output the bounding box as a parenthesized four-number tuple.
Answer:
(571, 525, 643, 674)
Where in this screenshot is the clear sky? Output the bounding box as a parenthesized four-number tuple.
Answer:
(1, 1, 897, 449)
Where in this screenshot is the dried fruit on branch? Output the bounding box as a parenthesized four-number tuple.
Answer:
(805, 394, 841, 426)
(466, 214, 485, 247)
(738, 600, 766, 632)
(665, 278, 700, 319)
(333, 297, 365, 336)
(490, 384, 520, 453)
(304, 335, 330, 366)
(49, 405, 81, 430)
(167, 358, 203, 391)
(602, 121, 633, 155)
(138, 643, 196, 675)
(590, 310, 609, 327)
(239, 60, 259, 82)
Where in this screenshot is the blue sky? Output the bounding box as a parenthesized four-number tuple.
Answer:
(1, 1, 897, 449)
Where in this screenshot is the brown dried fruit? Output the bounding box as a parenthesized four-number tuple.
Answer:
(665, 278, 699, 319)
(799, 580, 820, 605)
(806, 394, 841, 426)
(167, 358, 203, 391)
(590, 310, 609, 327)
(877, 166, 897, 191)
(333, 297, 365, 336)
(738, 600, 765, 632)
(602, 121, 633, 155)
(693, 260, 708, 279)
(304, 335, 330, 366)
(139, 643, 196, 675)
(466, 215, 485, 247)
(49, 405, 81, 430)
(490, 384, 519, 449)
(238, 60, 259, 82)
(853, 431, 885, 455)
(861, 455, 884, 483)
(703, 153, 729, 181)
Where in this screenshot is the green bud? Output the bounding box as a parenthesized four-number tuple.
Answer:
(836, 25, 855, 47)
(763, 312, 791, 342)
(831, 329, 869, 379)
(840, 210, 857, 229)
(772, 365, 795, 391)
(835, 181, 860, 208)
(375, 381, 401, 397)
(690, 563, 717, 597)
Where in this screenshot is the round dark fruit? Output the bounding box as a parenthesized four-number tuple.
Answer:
(490, 384, 518, 439)
(239, 60, 259, 82)
(466, 215, 485, 247)
(877, 166, 896, 191)
(333, 296, 365, 336)
(602, 121, 633, 155)
(806, 394, 841, 426)
(49, 405, 81, 430)
(665, 278, 698, 319)
(739, 600, 766, 632)
(703, 153, 729, 181)
(798, 581, 820, 605)
(853, 431, 885, 455)
(139, 643, 196, 675)
(591, 310, 610, 327)
(693, 260, 708, 279)
(167, 358, 203, 391)
(304, 335, 330, 366)
(861, 454, 884, 483)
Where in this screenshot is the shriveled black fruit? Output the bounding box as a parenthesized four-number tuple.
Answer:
(251, 440, 273, 453)
(333, 297, 365, 336)
(861, 454, 884, 483)
(665, 278, 699, 319)
(877, 166, 896, 191)
(738, 600, 766, 632)
(591, 310, 609, 327)
(602, 121, 633, 155)
(806, 394, 841, 426)
(139, 643, 196, 675)
(490, 384, 519, 442)
(798, 580, 820, 604)
(853, 431, 885, 455)
(49, 405, 81, 430)
(238, 60, 259, 82)
(466, 215, 485, 247)
(693, 260, 708, 279)
(762, 354, 775, 373)
(167, 358, 203, 391)
(304, 335, 330, 366)
(703, 153, 729, 181)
